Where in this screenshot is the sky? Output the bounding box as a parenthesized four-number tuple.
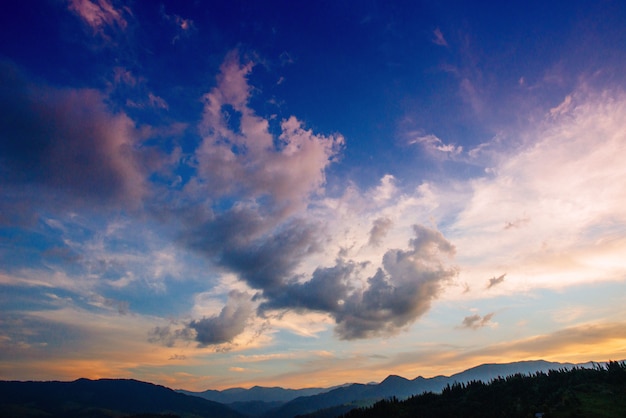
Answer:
(1, 0, 626, 391)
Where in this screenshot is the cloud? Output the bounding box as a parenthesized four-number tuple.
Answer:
(160, 6, 196, 43)
(408, 133, 462, 158)
(504, 217, 530, 230)
(368, 217, 393, 247)
(460, 312, 495, 329)
(259, 225, 458, 340)
(487, 274, 506, 289)
(193, 51, 344, 214)
(452, 89, 626, 291)
(148, 324, 194, 348)
(549, 94, 573, 117)
(335, 225, 458, 339)
(260, 260, 356, 314)
(68, 0, 128, 34)
(189, 291, 255, 346)
(432, 28, 448, 47)
(182, 211, 323, 292)
(0, 61, 147, 213)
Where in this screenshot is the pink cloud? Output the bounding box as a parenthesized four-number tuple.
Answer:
(68, 0, 128, 33)
(194, 51, 344, 213)
(0, 62, 147, 209)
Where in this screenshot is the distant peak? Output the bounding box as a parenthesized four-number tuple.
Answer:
(381, 374, 408, 384)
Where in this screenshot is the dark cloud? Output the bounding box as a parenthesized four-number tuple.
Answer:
(460, 312, 495, 329)
(181, 221, 457, 342)
(260, 224, 458, 340)
(487, 273, 506, 289)
(182, 208, 322, 291)
(149, 292, 255, 348)
(335, 225, 457, 339)
(368, 217, 393, 247)
(260, 260, 356, 313)
(147, 323, 194, 348)
(0, 61, 147, 212)
(189, 291, 254, 346)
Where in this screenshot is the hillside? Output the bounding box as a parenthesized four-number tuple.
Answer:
(339, 361, 626, 418)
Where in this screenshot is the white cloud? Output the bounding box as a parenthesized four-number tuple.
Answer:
(408, 133, 463, 158)
(446, 90, 626, 293)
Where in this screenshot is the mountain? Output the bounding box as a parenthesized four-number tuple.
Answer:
(261, 360, 588, 418)
(0, 378, 244, 418)
(179, 385, 328, 403)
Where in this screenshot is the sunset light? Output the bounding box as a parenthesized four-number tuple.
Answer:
(1, 1, 625, 396)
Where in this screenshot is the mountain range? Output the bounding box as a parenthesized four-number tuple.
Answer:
(179, 359, 589, 417)
(1, 359, 602, 418)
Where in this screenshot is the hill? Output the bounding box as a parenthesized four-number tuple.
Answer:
(0, 378, 244, 418)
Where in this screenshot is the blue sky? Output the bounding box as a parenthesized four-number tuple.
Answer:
(1, 0, 626, 390)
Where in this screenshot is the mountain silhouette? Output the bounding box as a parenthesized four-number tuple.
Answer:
(0, 378, 244, 418)
(1, 359, 608, 418)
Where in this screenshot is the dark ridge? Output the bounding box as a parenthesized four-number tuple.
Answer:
(0, 378, 244, 418)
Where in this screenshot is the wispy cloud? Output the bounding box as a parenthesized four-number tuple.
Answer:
(460, 312, 496, 329)
(68, 0, 129, 34)
(450, 89, 626, 292)
(160, 5, 196, 44)
(407, 133, 463, 158)
(486, 274, 506, 289)
(432, 28, 448, 47)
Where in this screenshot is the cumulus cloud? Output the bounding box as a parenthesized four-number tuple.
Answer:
(487, 274, 506, 289)
(193, 51, 344, 214)
(135, 51, 461, 345)
(460, 312, 495, 329)
(334, 225, 457, 339)
(259, 225, 458, 340)
(189, 291, 255, 346)
(0, 61, 147, 211)
(149, 291, 256, 347)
